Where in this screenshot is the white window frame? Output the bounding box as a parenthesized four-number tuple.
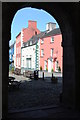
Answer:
(51, 37, 54, 43)
(41, 39, 44, 44)
(30, 41, 32, 45)
(26, 43, 28, 46)
(41, 49, 44, 57)
(23, 60, 24, 67)
(51, 48, 54, 57)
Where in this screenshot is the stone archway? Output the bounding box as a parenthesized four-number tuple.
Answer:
(2, 2, 79, 119)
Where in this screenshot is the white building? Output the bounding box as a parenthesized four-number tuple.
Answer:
(21, 38, 39, 74)
(21, 22, 57, 74)
(21, 44, 36, 74)
(21, 31, 47, 74)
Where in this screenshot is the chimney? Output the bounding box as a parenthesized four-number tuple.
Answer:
(28, 20, 37, 29)
(46, 22, 56, 32)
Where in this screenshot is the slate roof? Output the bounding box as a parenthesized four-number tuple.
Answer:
(41, 28, 61, 38)
(22, 28, 61, 48)
(23, 30, 48, 47)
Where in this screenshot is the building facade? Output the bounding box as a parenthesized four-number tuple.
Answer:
(21, 22, 62, 73)
(9, 40, 15, 70)
(15, 21, 62, 73)
(21, 33, 42, 74)
(40, 31, 62, 72)
(16, 20, 40, 71)
(13, 40, 16, 69)
(40, 22, 63, 72)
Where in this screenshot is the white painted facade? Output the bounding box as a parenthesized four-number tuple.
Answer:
(21, 40, 40, 74)
(21, 44, 36, 74)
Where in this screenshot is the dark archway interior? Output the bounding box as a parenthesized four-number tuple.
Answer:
(2, 2, 80, 119)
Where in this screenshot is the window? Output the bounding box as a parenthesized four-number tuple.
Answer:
(26, 58, 31, 69)
(51, 48, 54, 57)
(19, 46, 20, 53)
(17, 48, 18, 54)
(44, 60, 47, 70)
(35, 31, 37, 35)
(41, 39, 44, 44)
(26, 43, 28, 46)
(41, 49, 44, 57)
(18, 47, 19, 54)
(17, 58, 18, 66)
(19, 57, 20, 66)
(17, 47, 18, 54)
(30, 41, 32, 45)
(23, 60, 24, 66)
(51, 37, 54, 43)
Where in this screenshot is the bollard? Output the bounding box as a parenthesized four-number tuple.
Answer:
(34, 71, 35, 80)
(34, 70, 38, 80)
(52, 73, 53, 78)
(43, 72, 44, 80)
(37, 70, 38, 80)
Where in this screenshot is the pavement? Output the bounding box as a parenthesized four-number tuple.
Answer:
(8, 71, 62, 111)
(8, 72, 80, 118)
(8, 104, 80, 119)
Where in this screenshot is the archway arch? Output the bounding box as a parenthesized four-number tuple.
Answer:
(10, 2, 75, 108)
(9, 6, 63, 110)
(2, 3, 78, 119)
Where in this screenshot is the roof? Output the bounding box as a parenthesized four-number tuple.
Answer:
(22, 28, 61, 48)
(41, 28, 61, 38)
(46, 22, 56, 24)
(23, 30, 48, 47)
(16, 32, 21, 38)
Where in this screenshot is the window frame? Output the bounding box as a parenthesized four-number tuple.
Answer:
(41, 39, 44, 44)
(51, 37, 54, 43)
(51, 48, 54, 57)
(41, 49, 44, 57)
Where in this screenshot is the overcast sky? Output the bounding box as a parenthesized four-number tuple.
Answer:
(11, 7, 59, 42)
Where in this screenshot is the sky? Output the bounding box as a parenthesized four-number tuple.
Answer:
(11, 7, 59, 43)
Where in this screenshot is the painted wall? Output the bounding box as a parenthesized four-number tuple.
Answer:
(16, 33, 21, 69)
(13, 41, 16, 69)
(53, 34, 63, 72)
(21, 45, 36, 74)
(16, 20, 40, 70)
(22, 21, 40, 42)
(40, 34, 62, 72)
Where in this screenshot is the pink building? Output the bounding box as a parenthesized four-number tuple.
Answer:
(40, 28, 63, 72)
(16, 21, 62, 73)
(16, 20, 40, 70)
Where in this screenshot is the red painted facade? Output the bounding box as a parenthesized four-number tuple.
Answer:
(16, 20, 62, 72)
(22, 20, 40, 42)
(40, 34, 63, 72)
(16, 33, 21, 69)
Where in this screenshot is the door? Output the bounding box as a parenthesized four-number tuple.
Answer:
(44, 60, 47, 70)
(55, 60, 58, 72)
(26, 58, 31, 69)
(48, 59, 51, 72)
